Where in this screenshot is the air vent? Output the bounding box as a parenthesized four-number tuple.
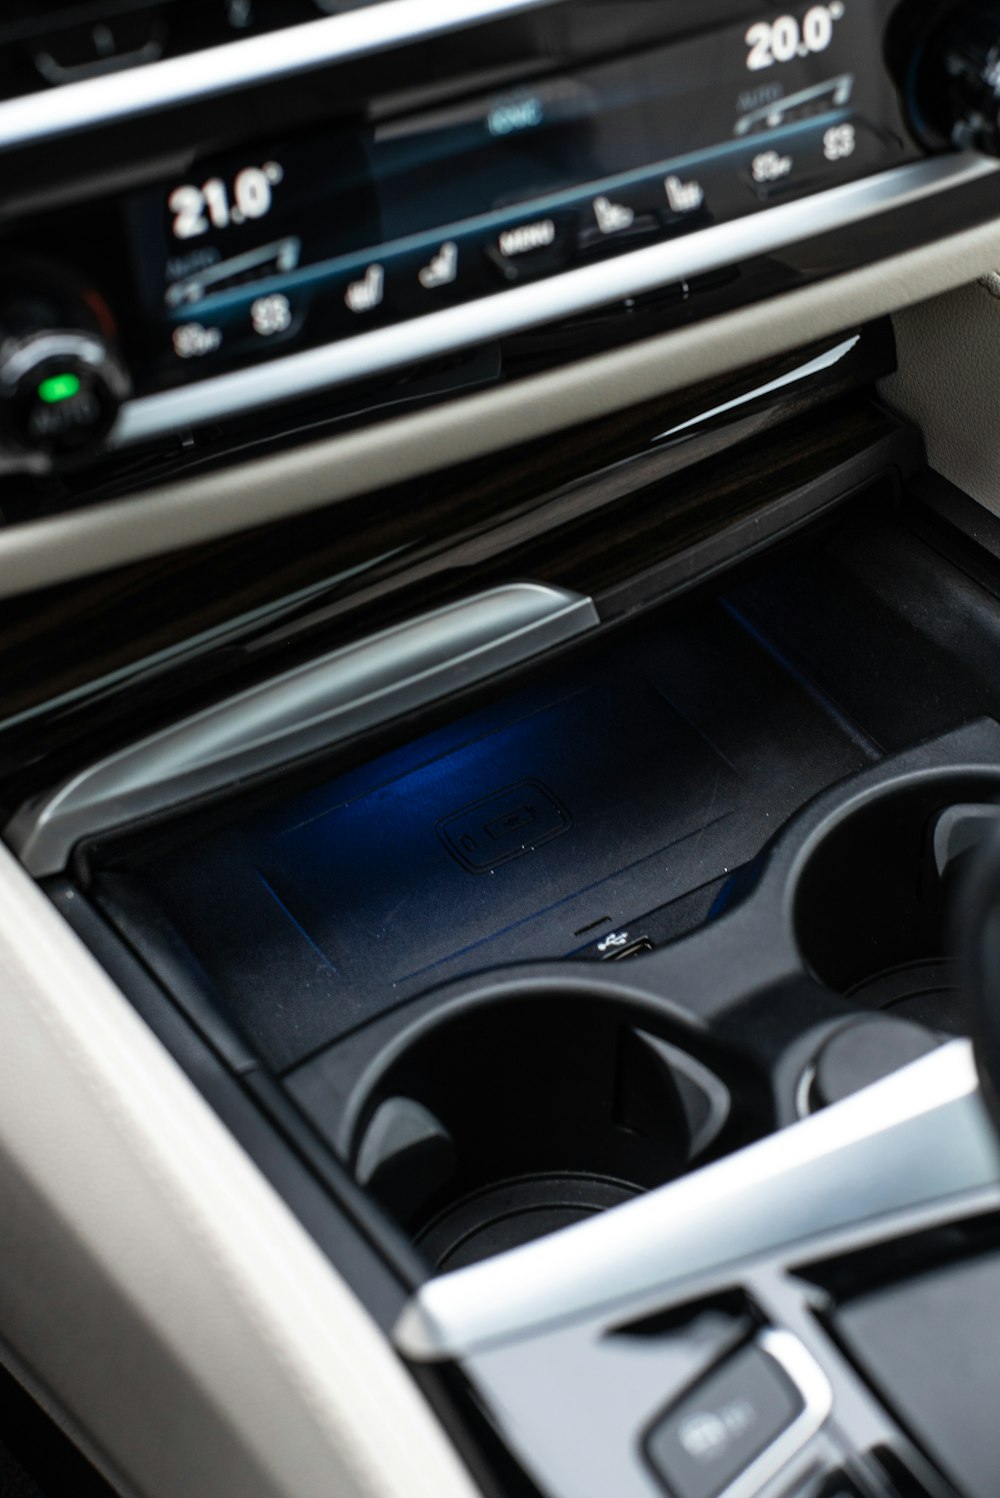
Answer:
(0, 0, 338, 102)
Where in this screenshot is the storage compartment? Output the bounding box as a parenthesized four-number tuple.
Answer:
(71, 491, 1000, 1271)
(95, 593, 874, 1073)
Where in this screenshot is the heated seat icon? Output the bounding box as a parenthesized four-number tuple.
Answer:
(438, 780, 571, 872)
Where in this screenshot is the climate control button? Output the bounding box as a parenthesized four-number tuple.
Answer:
(0, 331, 129, 461)
(900, 2, 1000, 156)
(483, 212, 575, 283)
(0, 268, 130, 468)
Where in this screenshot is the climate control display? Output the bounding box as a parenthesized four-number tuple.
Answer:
(118, 0, 905, 394)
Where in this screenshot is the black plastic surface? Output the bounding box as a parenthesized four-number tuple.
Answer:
(953, 823, 1000, 1129)
(835, 1253, 1000, 1498)
(54, 481, 1000, 1493)
(0, 1355, 117, 1498)
(793, 775, 1000, 1001)
(811, 1018, 940, 1110)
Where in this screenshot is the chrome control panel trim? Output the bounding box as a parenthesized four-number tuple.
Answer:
(395, 1040, 1000, 1361)
(112, 156, 1000, 451)
(716, 1332, 834, 1498)
(6, 583, 599, 876)
(0, 0, 562, 152)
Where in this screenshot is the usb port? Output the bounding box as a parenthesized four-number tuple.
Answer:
(602, 937, 653, 961)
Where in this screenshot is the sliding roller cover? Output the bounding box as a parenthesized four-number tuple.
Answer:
(6, 583, 598, 877)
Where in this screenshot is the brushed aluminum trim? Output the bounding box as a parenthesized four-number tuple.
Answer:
(6, 582, 598, 876)
(395, 1041, 1000, 1361)
(713, 1332, 834, 1498)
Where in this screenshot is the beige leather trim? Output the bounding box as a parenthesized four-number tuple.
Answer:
(880, 279, 1000, 516)
(0, 842, 480, 1498)
(2, 215, 1000, 599)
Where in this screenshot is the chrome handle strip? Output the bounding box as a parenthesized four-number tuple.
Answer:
(6, 582, 598, 876)
(0, 0, 563, 153)
(394, 1040, 1000, 1361)
(112, 155, 1000, 451)
(715, 1332, 834, 1498)
(654, 334, 862, 441)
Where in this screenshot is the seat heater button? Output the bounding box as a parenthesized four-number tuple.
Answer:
(646, 1343, 805, 1498)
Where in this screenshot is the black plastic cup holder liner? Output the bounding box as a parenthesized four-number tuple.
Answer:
(415, 1175, 638, 1275)
(792, 770, 1000, 1027)
(343, 985, 733, 1272)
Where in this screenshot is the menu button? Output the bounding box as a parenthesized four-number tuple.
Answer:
(499, 219, 556, 258)
(486, 214, 573, 283)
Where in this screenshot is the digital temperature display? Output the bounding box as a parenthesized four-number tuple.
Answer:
(167, 162, 286, 240)
(745, 4, 847, 71)
(122, 0, 904, 393)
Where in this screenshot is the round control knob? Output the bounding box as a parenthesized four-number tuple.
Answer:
(0, 331, 129, 464)
(0, 268, 130, 468)
(907, 3, 1000, 155)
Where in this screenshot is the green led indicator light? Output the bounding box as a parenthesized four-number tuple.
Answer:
(37, 373, 82, 405)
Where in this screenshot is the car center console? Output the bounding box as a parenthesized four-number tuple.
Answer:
(5, 4, 1000, 1498)
(25, 467, 1000, 1498)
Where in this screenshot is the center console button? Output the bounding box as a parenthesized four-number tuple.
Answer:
(740, 119, 885, 201)
(344, 262, 386, 316)
(484, 212, 575, 283)
(394, 232, 491, 317)
(663, 171, 709, 220)
(577, 182, 665, 257)
(645, 1342, 806, 1498)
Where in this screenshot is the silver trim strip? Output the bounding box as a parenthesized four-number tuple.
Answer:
(0, 0, 561, 151)
(714, 1332, 833, 1498)
(655, 334, 861, 441)
(395, 1041, 1000, 1361)
(6, 582, 598, 876)
(113, 156, 1000, 449)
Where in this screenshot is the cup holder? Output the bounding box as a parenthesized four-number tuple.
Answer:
(793, 770, 1000, 1028)
(348, 986, 731, 1273)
